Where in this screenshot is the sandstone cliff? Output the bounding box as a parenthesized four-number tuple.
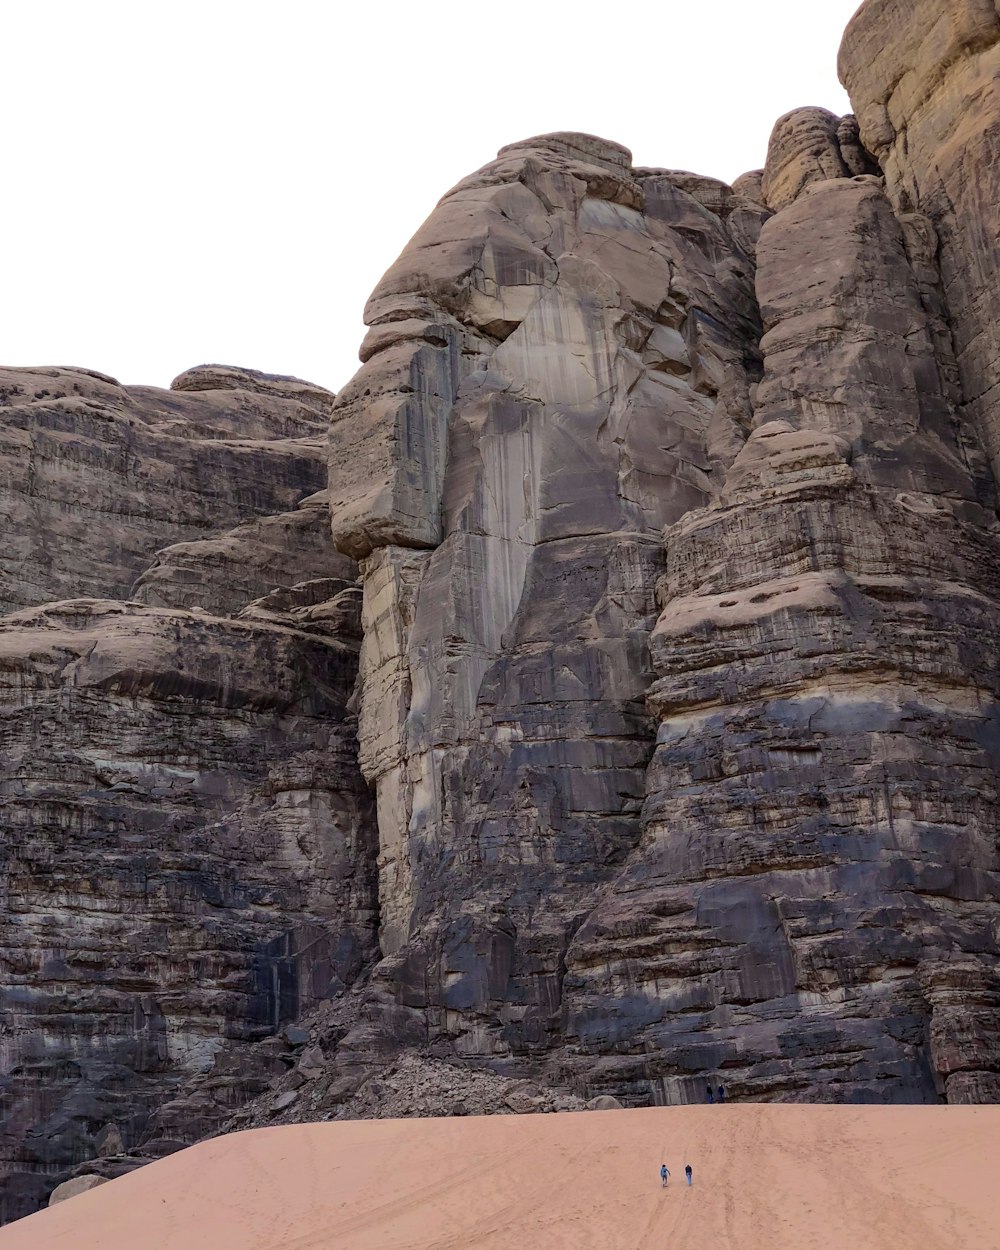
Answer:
(316, 111, 1000, 1112)
(0, 368, 376, 1222)
(4, 0, 1000, 1224)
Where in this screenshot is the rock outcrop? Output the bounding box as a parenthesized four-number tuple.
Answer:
(0, 369, 376, 1223)
(6, 0, 1000, 1224)
(130, 492, 355, 615)
(46, 1174, 107, 1206)
(565, 242, 1000, 1103)
(839, 0, 1000, 487)
(761, 107, 850, 211)
(0, 365, 329, 615)
(316, 120, 1000, 1113)
(327, 132, 768, 1077)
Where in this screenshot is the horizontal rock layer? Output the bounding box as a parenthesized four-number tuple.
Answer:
(0, 365, 330, 615)
(0, 370, 375, 1223)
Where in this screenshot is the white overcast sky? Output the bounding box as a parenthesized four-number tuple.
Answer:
(5, 1, 861, 394)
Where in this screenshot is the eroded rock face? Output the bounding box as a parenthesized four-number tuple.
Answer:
(760, 107, 879, 214)
(324, 123, 1000, 1113)
(761, 108, 849, 210)
(0, 365, 329, 615)
(564, 440, 1000, 1102)
(47, 1174, 107, 1206)
(840, 0, 1000, 483)
(753, 177, 990, 500)
(560, 166, 1000, 1105)
(0, 601, 376, 1222)
(9, 4, 1000, 1212)
(328, 132, 767, 1070)
(0, 370, 375, 1223)
(131, 491, 355, 615)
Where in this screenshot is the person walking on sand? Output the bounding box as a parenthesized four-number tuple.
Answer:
(660, 1164, 670, 1188)
(705, 1084, 714, 1104)
(685, 1165, 693, 1186)
(717, 1084, 726, 1104)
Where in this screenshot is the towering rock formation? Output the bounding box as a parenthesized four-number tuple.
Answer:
(5, 0, 1000, 1224)
(327, 133, 768, 1066)
(322, 105, 1000, 1109)
(563, 172, 1000, 1104)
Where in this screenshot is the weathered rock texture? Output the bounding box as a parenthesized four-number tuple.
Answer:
(328, 132, 768, 1078)
(46, 1173, 108, 1206)
(0, 369, 376, 1223)
(0, 365, 330, 615)
(840, 1, 1000, 488)
(562, 171, 1000, 1102)
(760, 107, 880, 213)
(323, 116, 1000, 1114)
(7, 0, 1000, 1221)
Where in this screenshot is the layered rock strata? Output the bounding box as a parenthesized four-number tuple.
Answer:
(328, 120, 1000, 1108)
(0, 600, 376, 1219)
(0, 369, 376, 1223)
(561, 161, 1000, 1104)
(0, 365, 330, 615)
(8, 0, 1000, 1215)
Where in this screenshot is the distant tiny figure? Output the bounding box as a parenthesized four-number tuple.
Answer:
(717, 1085, 726, 1104)
(685, 1164, 693, 1186)
(660, 1164, 670, 1188)
(705, 1084, 714, 1104)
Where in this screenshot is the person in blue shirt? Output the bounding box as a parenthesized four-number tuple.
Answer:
(660, 1164, 670, 1188)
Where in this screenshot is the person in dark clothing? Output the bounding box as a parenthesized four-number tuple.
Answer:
(685, 1165, 693, 1186)
(705, 1084, 714, 1104)
(717, 1085, 726, 1103)
(660, 1164, 670, 1188)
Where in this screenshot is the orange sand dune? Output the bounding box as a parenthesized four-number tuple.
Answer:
(3, 1106, 998, 1249)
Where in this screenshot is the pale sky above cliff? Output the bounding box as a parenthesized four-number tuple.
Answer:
(6, 1, 860, 395)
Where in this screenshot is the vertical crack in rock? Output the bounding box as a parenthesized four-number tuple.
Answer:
(328, 133, 766, 1078)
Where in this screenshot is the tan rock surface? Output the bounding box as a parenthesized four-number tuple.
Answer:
(840, 0, 1000, 482)
(327, 134, 764, 1075)
(753, 176, 991, 500)
(5, 1107, 1000, 1249)
(0, 365, 329, 614)
(131, 491, 355, 616)
(46, 1176, 107, 1207)
(761, 107, 849, 210)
